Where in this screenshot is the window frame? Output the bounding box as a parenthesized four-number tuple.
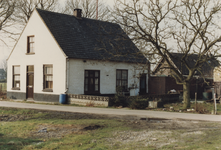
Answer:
(84, 70, 100, 95)
(12, 65, 20, 90)
(43, 65, 53, 92)
(116, 69, 128, 92)
(27, 36, 35, 54)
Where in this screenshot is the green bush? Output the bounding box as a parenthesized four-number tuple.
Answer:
(113, 95, 127, 107)
(129, 97, 148, 109)
(111, 86, 128, 107)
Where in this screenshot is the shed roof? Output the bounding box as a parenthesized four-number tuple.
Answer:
(170, 53, 219, 76)
(153, 53, 219, 77)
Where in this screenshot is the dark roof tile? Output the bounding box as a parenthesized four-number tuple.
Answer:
(36, 8, 147, 63)
(170, 53, 219, 76)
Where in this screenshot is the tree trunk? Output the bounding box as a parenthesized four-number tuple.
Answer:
(183, 82, 190, 109)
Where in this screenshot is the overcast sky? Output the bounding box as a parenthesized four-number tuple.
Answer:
(0, 0, 119, 68)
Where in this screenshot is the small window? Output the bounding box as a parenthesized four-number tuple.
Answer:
(84, 70, 100, 94)
(27, 36, 35, 54)
(43, 65, 53, 91)
(12, 66, 20, 89)
(116, 69, 128, 92)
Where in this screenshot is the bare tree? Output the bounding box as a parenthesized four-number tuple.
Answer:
(63, 0, 110, 21)
(1, 59, 7, 78)
(0, 0, 16, 43)
(112, 0, 221, 109)
(0, 0, 15, 30)
(14, 0, 59, 25)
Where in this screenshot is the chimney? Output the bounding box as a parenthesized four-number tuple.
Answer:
(74, 8, 82, 19)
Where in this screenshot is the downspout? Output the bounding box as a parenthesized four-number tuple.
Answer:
(146, 61, 151, 93)
(65, 58, 69, 93)
(147, 61, 150, 93)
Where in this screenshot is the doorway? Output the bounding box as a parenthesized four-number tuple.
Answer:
(26, 66, 34, 99)
(139, 74, 146, 95)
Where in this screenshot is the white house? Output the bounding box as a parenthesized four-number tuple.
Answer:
(7, 8, 149, 102)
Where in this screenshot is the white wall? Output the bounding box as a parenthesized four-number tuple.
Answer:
(7, 9, 67, 96)
(67, 59, 148, 95)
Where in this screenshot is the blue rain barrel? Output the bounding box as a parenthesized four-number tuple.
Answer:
(59, 94, 66, 104)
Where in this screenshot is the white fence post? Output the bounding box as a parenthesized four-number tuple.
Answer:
(214, 93, 217, 115)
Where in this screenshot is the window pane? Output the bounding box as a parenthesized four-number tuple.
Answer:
(46, 81, 53, 89)
(95, 78, 98, 84)
(45, 75, 53, 81)
(30, 43, 34, 48)
(122, 71, 127, 79)
(30, 47, 34, 53)
(14, 75, 20, 81)
(30, 37, 34, 42)
(85, 70, 100, 93)
(90, 78, 93, 84)
(85, 85, 88, 91)
(116, 70, 121, 79)
(116, 70, 128, 92)
(122, 80, 127, 86)
(95, 71, 99, 77)
(85, 78, 88, 84)
(117, 80, 121, 86)
(85, 71, 88, 77)
(122, 85, 127, 91)
(14, 66, 20, 74)
(49, 81, 53, 88)
(27, 36, 35, 53)
(30, 43, 34, 53)
(14, 81, 20, 88)
(45, 66, 53, 74)
(95, 85, 98, 91)
(43, 65, 53, 89)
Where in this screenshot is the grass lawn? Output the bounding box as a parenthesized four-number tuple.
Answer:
(0, 82, 6, 91)
(163, 101, 221, 114)
(0, 107, 221, 150)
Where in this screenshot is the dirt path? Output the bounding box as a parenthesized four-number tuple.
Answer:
(1, 101, 221, 122)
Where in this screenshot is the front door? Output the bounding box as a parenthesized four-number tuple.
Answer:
(139, 74, 146, 95)
(26, 66, 34, 99)
(84, 70, 100, 95)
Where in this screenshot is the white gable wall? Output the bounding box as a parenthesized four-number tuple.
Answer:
(7, 9, 66, 97)
(67, 59, 148, 95)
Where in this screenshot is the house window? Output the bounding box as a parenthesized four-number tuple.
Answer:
(43, 65, 53, 91)
(116, 69, 128, 92)
(27, 36, 35, 53)
(84, 70, 100, 94)
(12, 66, 20, 89)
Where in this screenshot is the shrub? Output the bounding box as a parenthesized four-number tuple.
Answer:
(129, 97, 148, 109)
(114, 95, 127, 107)
(111, 86, 128, 107)
(195, 103, 208, 114)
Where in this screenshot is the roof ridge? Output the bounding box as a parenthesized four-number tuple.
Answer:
(35, 8, 118, 26)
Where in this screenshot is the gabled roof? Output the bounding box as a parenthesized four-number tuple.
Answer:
(36, 8, 148, 63)
(153, 53, 219, 77)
